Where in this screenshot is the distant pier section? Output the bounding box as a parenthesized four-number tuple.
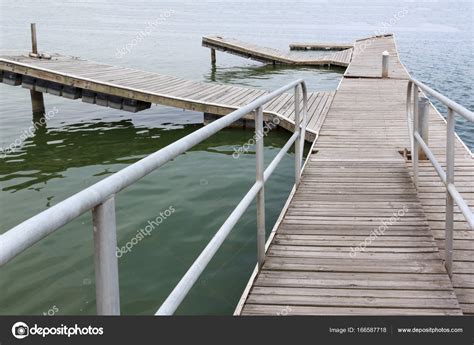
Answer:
(202, 35, 353, 67)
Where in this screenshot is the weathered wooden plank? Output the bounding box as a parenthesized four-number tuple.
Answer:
(246, 294, 459, 309)
(242, 304, 461, 315)
(251, 286, 456, 299)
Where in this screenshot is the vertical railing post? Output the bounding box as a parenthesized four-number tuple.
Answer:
(92, 196, 120, 315)
(445, 107, 455, 277)
(406, 81, 414, 154)
(418, 97, 430, 160)
(300, 84, 307, 168)
(412, 85, 419, 189)
(255, 106, 265, 270)
(294, 85, 302, 186)
(382, 51, 389, 78)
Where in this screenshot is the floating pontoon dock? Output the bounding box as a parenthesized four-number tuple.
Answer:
(0, 52, 337, 141)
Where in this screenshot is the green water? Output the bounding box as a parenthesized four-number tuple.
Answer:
(0, 104, 312, 315)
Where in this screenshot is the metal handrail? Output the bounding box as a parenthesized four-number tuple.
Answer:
(0, 79, 308, 315)
(406, 78, 474, 278)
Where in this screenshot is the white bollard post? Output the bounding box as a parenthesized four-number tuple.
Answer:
(382, 51, 389, 78)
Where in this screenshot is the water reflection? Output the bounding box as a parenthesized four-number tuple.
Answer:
(204, 63, 344, 90)
(0, 119, 293, 192)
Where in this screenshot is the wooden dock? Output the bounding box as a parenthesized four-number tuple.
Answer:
(236, 35, 473, 315)
(0, 52, 338, 141)
(1, 32, 472, 316)
(202, 36, 353, 67)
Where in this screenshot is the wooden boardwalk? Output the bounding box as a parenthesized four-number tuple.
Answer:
(237, 35, 472, 315)
(0, 52, 336, 141)
(202, 36, 353, 67)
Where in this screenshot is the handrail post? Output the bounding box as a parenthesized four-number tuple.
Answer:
(300, 84, 307, 168)
(294, 85, 302, 186)
(418, 97, 430, 160)
(255, 106, 265, 270)
(412, 85, 419, 189)
(406, 81, 414, 154)
(445, 107, 455, 277)
(92, 196, 120, 315)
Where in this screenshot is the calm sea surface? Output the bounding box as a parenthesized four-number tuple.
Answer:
(0, 0, 472, 315)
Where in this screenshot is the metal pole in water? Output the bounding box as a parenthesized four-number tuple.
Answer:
(31, 23, 38, 55)
(382, 51, 389, 78)
(418, 97, 430, 160)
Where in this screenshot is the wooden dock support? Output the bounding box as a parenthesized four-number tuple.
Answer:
(29, 23, 45, 116)
(30, 90, 45, 116)
(211, 48, 216, 65)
